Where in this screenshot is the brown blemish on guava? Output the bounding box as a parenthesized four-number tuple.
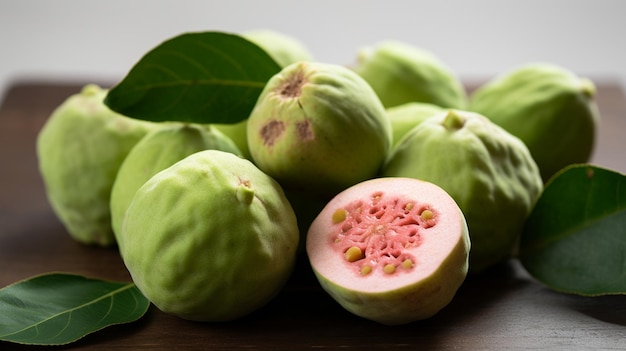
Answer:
(260, 120, 285, 147)
(296, 119, 314, 141)
(277, 67, 307, 98)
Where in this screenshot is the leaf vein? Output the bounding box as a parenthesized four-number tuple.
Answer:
(1, 282, 136, 340)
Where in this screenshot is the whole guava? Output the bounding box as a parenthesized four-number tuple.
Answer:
(351, 40, 467, 109)
(246, 61, 392, 196)
(307, 177, 470, 325)
(382, 109, 543, 273)
(468, 63, 600, 182)
(243, 29, 313, 68)
(386, 102, 445, 148)
(120, 149, 299, 322)
(37, 84, 156, 246)
(109, 122, 241, 241)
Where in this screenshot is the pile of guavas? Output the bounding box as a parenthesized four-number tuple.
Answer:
(36, 30, 599, 325)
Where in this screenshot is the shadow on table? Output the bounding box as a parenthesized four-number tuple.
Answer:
(559, 292, 626, 326)
(199, 257, 532, 349)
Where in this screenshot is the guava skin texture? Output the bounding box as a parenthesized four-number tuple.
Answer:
(468, 63, 600, 182)
(383, 110, 543, 273)
(246, 61, 392, 197)
(120, 150, 299, 322)
(37, 84, 156, 247)
(307, 177, 470, 325)
(386, 101, 445, 148)
(352, 40, 467, 109)
(110, 122, 242, 241)
(243, 29, 314, 68)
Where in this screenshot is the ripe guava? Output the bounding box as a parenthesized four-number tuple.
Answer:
(243, 29, 313, 68)
(382, 110, 543, 273)
(468, 63, 600, 182)
(306, 177, 470, 325)
(120, 149, 299, 322)
(37, 84, 156, 246)
(109, 123, 241, 241)
(386, 102, 445, 147)
(246, 61, 392, 196)
(351, 40, 467, 109)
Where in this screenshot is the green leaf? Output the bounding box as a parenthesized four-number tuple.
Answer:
(519, 164, 626, 296)
(104, 31, 281, 124)
(0, 273, 150, 345)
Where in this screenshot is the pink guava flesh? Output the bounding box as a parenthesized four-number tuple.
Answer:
(306, 177, 470, 324)
(330, 190, 437, 277)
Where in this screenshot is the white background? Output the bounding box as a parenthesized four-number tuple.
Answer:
(1, 0, 625, 99)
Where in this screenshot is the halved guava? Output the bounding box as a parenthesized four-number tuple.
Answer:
(306, 177, 470, 325)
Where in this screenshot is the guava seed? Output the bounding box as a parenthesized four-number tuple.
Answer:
(401, 259, 413, 269)
(420, 209, 433, 220)
(383, 264, 396, 274)
(332, 208, 348, 223)
(345, 246, 364, 262)
(361, 265, 373, 275)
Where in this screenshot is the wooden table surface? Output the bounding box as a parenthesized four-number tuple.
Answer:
(1, 80, 626, 350)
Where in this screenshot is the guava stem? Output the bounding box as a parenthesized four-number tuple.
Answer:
(442, 110, 466, 130)
(236, 182, 255, 205)
(580, 78, 596, 99)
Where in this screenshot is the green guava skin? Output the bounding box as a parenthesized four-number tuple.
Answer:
(120, 150, 299, 322)
(110, 123, 241, 241)
(246, 61, 392, 197)
(386, 102, 445, 148)
(37, 84, 156, 247)
(243, 29, 313, 68)
(352, 40, 467, 109)
(382, 110, 543, 273)
(315, 234, 469, 325)
(468, 63, 600, 182)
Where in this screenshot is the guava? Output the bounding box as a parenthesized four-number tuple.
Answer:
(382, 109, 543, 273)
(351, 40, 467, 109)
(386, 102, 445, 148)
(109, 122, 241, 240)
(468, 63, 600, 182)
(37, 84, 156, 246)
(243, 29, 313, 68)
(119, 149, 299, 322)
(246, 61, 392, 196)
(306, 177, 470, 325)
